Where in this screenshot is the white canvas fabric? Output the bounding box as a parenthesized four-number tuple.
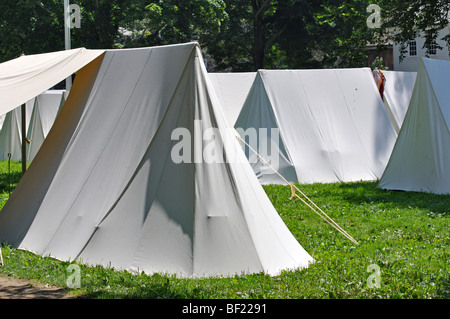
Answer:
(375, 70, 417, 133)
(0, 48, 105, 115)
(0, 90, 66, 162)
(208, 72, 256, 126)
(0, 100, 34, 161)
(0, 43, 313, 278)
(0, 114, 5, 129)
(235, 68, 398, 185)
(379, 58, 450, 194)
(27, 90, 66, 162)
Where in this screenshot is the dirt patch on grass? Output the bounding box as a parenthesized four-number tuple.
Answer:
(0, 275, 80, 299)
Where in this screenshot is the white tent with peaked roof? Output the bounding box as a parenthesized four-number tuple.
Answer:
(379, 58, 450, 194)
(27, 90, 66, 162)
(235, 68, 398, 185)
(0, 43, 313, 277)
(0, 99, 33, 161)
(0, 90, 67, 162)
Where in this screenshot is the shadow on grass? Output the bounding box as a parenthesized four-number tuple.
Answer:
(0, 171, 23, 194)
(80, 276, 207, 299)
(337, 181, 450, 216)
(436, 276, 450, 299)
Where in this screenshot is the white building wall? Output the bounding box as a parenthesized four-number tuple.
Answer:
(394, 27, 449, 71)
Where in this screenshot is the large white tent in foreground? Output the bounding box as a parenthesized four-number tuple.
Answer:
(0, 43, 313, 277)
(235, 68, 398, 185)
(379, 58, 450, 194)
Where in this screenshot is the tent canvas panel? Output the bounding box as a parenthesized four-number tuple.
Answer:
(0, 54, 105, 248)
(234, 75, 297, 184)
(208, 72, 256, 126)
(13, 44, 201, 261)
(377, 70, 417, 132)
(0, 48, 105, 115)
(27, 90, 66, 162)
(0, 100, 33, 161)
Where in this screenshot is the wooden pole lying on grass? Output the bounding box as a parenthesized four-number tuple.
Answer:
(234, 129, 359, 245)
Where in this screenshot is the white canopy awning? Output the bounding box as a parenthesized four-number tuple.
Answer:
(0, 48, 105, 115)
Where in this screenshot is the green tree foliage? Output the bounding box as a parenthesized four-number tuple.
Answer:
(205, 0, 324, 71)
(0, 0, 133, 62)
(381, 0, 450, 60)
(0, 0, 448, 69)
(117, 0, 227, 48)
(311, 0, 386, 68)
(200, 0, 254, 71)
(249, 0, 326, 70)
(0, 0, 64, 62)
(70, 0, 132, 49)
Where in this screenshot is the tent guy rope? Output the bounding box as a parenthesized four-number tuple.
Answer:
(234, 129, 359, 246)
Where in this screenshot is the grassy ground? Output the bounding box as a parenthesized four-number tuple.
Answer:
(0, 160, 448, 299)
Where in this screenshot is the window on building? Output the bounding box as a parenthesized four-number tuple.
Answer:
(427, 41, 437, 55)
(408, 40, 417, 56)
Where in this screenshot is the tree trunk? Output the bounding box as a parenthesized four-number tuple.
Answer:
(252, 0, 271, 70)
(253, 15, 265, 70)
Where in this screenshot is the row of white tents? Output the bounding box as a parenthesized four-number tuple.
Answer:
(233, 68, 398, 185)
(210, 59, 448, 195)
(0, 42, 448, 278)
(0, 59, 434, 189)
(0, 90, 66, 162)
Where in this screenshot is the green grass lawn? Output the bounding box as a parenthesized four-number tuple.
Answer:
(0, 160, 448, 299)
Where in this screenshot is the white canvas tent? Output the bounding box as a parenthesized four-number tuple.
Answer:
(374, 70, 417, 133)
(235, 68, 398, 185)
(0, 114, 5, 130)
(0, 43, 313, 278)
(208, 72, 256, 126)
(0, 99, 33, 161)
(27, 90, 66, 162)
(379, 58, 450, 194)
(0, 90, 66, 162)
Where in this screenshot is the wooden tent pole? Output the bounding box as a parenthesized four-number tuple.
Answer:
(21, 103, 26, 175)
